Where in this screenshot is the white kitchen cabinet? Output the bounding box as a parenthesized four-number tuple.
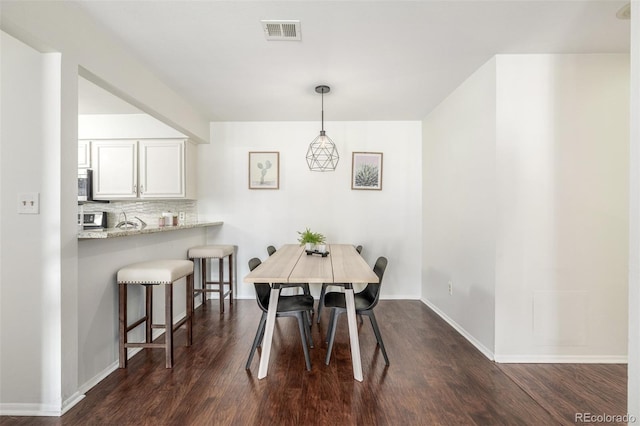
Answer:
(91, 139, 196, 200)
(92, 140, 138, 199)
(78, 140, 91, 168)
(139, 139, 185, 198)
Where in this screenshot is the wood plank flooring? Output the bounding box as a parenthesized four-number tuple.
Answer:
(2, 300, 626, 425)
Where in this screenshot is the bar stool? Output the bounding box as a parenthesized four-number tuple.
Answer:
(117, 259, 194, 369)
(188, 245, 234, 312)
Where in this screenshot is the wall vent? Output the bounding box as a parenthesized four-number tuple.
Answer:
(261, 20, 301, 41)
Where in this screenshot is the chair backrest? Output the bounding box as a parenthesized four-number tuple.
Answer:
(267, 245, 276, 256)
(358, 256, 388, 311)
(355, 245, 363, 254)
(248, 257, 270, 312)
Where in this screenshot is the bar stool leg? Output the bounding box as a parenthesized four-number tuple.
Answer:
(145, 285, 153, 343)
(229, 253, 233, 305)
(119, 283, 127, 368)
(200, 258, 207, 308)
(219, 257, 224, 313)
(186, 273, 193, 345)
(165, 283, 174, 368)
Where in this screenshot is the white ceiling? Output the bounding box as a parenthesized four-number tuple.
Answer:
(75, 0, 630, 122)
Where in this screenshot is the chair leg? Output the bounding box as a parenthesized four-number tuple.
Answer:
(246, 313, 267, 369)
(317, 283, 327, 323)
(368, 312, 389, 366)
(325, 309, 341, 365)
(326, 305, 336, 343)
(304, 310, 314, 349)
(296, 312, 312, 371)
(302, 283, 311, 296)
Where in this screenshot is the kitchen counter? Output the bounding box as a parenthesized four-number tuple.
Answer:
(78, 221, 223, 240)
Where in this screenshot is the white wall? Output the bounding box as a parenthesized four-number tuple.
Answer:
(1, 1, 209, 144)
(628, 0, 640, 417)
(0, 31, 65, 414)
(0, 2, 210, 415)
(422, 58, 497, 356)
(79, 114, 186, 139)
(199, 121, 422, 300)
(422, 54, 629, 363)
(495, 54, 629, 361)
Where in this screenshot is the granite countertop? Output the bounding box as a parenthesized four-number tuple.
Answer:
(78, 221, 223, 240)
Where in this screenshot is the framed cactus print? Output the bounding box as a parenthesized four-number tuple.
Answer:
(249, 151, 279, 189)
(351, 152, 383, 190)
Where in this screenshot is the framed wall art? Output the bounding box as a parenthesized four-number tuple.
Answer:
(249, 151, 279, 189)
(351, 152, 383, 190)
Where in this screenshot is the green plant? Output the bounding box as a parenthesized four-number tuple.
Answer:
(354, 164, 379, 187)
(297, 227, 326, 245)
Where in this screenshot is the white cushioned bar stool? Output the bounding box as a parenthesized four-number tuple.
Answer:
(117, 259, 194, 369)
(188, 245, 234, 312)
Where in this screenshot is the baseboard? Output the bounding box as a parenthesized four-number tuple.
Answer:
(61, 392, 85, 415)
(0, 402, 63, 417)
(420, 299, 627, 365)
(1, 310, 190, 418)
(421, 298, 495, 361)
(494, 354, 628, 364)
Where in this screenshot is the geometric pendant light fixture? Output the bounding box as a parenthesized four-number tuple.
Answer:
(306, 85, 339, 171)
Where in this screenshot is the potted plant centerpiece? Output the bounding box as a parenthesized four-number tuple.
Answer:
(297, 228, 326, 252)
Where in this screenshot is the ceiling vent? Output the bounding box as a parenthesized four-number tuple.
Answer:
(261, 20, 301, 41)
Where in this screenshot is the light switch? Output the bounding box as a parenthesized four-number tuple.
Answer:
(18, 192, 40, 214)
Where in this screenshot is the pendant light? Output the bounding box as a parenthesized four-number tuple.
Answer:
(306, 85, 339, 171)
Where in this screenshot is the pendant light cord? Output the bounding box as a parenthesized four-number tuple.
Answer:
(321, 89, 325, 132)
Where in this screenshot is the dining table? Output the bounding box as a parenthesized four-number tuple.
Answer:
(243, 243, 379, 381)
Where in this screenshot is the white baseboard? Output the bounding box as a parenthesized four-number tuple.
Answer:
(61, 392, 85, 415)
(421, 298, 495, 361)
(1, 310, 189, 417)
(421, 298, 628, 365)
(0, 403, 62, 417)
(494, 354, 628, 364)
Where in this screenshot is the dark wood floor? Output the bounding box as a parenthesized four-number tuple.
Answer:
(2, 300, 626, 425)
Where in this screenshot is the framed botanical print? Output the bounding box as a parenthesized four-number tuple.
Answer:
(351, 152, 383, 190)
(249, 151, 279, 189)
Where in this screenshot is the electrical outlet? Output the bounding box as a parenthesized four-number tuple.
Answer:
(448, 281, 453, 295)
(18, 192, 40, 214)
(178, 212, 186, 224)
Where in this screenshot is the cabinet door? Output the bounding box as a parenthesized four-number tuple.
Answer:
(78, 140, 91, 168)
(139, 139, 186, 198)
(92, 140, 138, 199)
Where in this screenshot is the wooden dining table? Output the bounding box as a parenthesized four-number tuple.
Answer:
(243, 243, 379, 381)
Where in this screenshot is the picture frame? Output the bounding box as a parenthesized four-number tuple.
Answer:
(351, 152, 383, 190)
(249, 151, 280, 189)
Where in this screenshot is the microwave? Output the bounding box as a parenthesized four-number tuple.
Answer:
(78, 169, 93, 202)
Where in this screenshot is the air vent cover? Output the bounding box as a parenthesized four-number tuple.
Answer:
(261, 20, 301, 41)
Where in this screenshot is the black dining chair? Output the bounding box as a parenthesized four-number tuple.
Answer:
(267, 245, 312, 297)
(316, 245, 363, 323)
(324, 256, 389, 366)
(245, 257, 315, 371)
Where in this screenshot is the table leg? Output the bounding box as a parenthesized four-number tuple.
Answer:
(345, 284, 363, 381)
(258, 283, 280, 379)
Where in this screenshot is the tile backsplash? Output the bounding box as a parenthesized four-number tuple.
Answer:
(80, 200, 198, 228)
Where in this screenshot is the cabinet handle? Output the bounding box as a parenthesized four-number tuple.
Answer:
(133, 184, 137, 194)
(140, 185, 144, 194)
